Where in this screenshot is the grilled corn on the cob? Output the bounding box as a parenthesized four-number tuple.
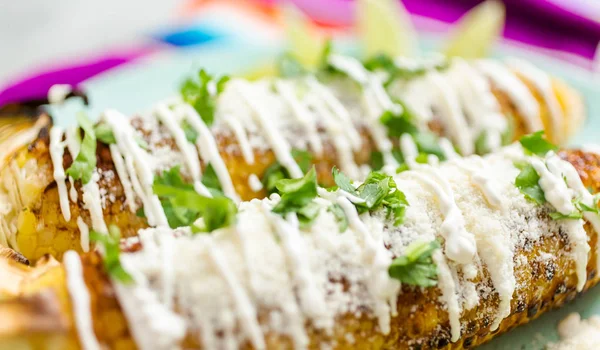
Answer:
(1, 145, 600, 349)
(0, 55, 586, 262)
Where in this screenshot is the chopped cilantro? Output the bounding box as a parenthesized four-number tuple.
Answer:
(379, 106, 446, 160)
(261, 149, 313, 194)
(180, 69, 229, 126)
(318, 38, 333, 69)
(153, 166, 236, 231)
(501, 116, 516, 146)
(519, 131, 558, 157)
(575, 196, 600, 214)
(66, 113, 96, 184)
(93, 122, 148, 149)
(413, 132, 446, 160)
(201, 163, 224, 197)
(363, 54, 449, 86)
(272, 167, 318, 224)
(549, 211, 583, 220)
(328, 203, 348, 233)
(277, 53, 307, 78)
(90, 225, 132, 283)
(335, 169, 409, 226)
(94, 123, 116, 144)
(370, 151, 385, 171)
(515, 164, 546, 205)
(388, 239, 440, 287)
(474, 131, 490, 156)
(332, 166, 357, 194)
(182, 121, 199, 143)
(379, 109, 418, 138)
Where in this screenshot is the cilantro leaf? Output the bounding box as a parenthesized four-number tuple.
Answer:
(201, 163, 224, 197)
(475, 131, 490, 156)
(318, 38, 333, 69)
(363, 54, 449, 86)
(519, 131, 558, 157)
(272, 167, 319, 226)
(338, 169, 409, 226)
(379, 109, 418, 138)
(153, 166, 235, 231)
(332, 166, 358, 195)
(277, 53, 307, 78)
(370, 151, 385, 171)
(90, 225, 133, 283)
(182, 121, 198, 143)
(94, 123, 116, 144)
(413, 132, 446, 160)
(388, 239, 440, 287)
(501, 116, 515, 146)
(515, 164, 546, 205)
(180, 69, 229, 126)
(575, 196, 600, 214)
(261, 149, 313, 194)
(328, 203, 348, 233)
(549, 211, 583, 220)
(66, 113, 97, 184)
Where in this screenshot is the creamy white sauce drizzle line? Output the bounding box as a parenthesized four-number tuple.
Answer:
(77, 217, 90, 253)
(336, 196, 399, 334)
(304, 76, 362, 151)
(506, 57, 563, 142)
(235, 82, 303, 178)
(546, 154, 599, 283)
(64, 250, 101, 350)
(475, 60, 542, 133)
(426, 71, 473, 155)
(104, 110, 169, 227)
(154, 104, 211, 197)
(203, 237, 266, 350)
(82, 172, 108, 235)
(275, 79, 323, 155)
(49, 126, 71, 222)
(531, 156, 589, 291)
(109, 144, 137, 213)
(261, 204, 332, 329)
(180, 105, 239, 202)
(306, 94, 360, 178)
(224, 116, 255, 165)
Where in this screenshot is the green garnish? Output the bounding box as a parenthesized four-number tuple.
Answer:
(549, 211, 583, 220)
(94, 123, 116, 144)
(379, 106, 446, 161)
(90, 225, 133, 283)
(333, 169, 409, 226)
(318, 38, 333, 69)
(182, 121, 199, 143)
(262, 149, 313, 194)
(93, 122, 148, 149)
(153, 166, 236, 231)
(66, 113, 97, 184)
(180, 69, 229, 126)
(379, 109, 419, 137)
(201, 163, 224, 197)
(363, 54, 449, 86)
(519, 131, 558, 157)
(474, 131, 490, 156)
(332, 166, 356, 194)
(277, 53, 308, 78)
(328, 203, 349, 233)
(388, 239, 440, 287)
(575, 196, 600, 214)
(515, 163, 546, 205)
(501, 116, 516, 146)
(271, 167, 319, 227)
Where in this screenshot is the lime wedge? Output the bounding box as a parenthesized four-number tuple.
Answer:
(282, 3, 326, 68)
(356, 0, 419, 59)
(443, 0, 506, 59)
